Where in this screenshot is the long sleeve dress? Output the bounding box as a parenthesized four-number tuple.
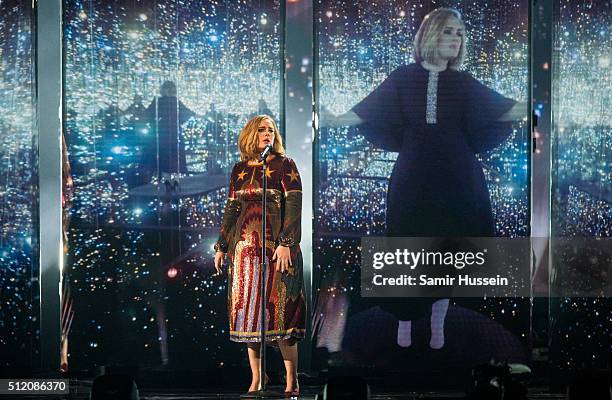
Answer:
(215, 156, 306, 343)
(353, 62, 516, 238)
(352, 63, 517, 320)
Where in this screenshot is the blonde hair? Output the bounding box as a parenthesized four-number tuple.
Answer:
(238, 115, 286, 161)
(413, 8, 466, 69)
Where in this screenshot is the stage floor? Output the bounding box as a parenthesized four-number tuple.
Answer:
(11, 386, 566, 400)
(62, 381, 565, 400)
(136, 392, 564, 400)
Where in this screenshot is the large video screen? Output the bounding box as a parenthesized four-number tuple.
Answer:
(0, 0, 38, 370)
(63, 0, 282, 370)
(313, 0, 530, 370)
(550, 0, 611, 368)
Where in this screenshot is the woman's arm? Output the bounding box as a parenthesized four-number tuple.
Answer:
(277, 158, 302, 248)
(463, 73, 523, 153)
(329, 67, 407, 152)
(214, 165, 242, 254)
(273, 158, 303, 274)
(214, 198, 241, 253)
(319, 107, 364, 129)
(213, 193, 241, 275)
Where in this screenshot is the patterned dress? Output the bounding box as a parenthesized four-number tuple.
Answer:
(215, 155, 306, 343)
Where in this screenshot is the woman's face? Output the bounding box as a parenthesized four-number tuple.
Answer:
(436, 17, 463, 61)
(256, 118, 275, 151)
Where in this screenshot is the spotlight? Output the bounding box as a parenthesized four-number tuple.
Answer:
(167, 266, 179, 279)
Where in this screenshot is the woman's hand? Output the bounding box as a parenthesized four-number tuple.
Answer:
(272, 246, 292, 274)
(214, 251, 225, 276)
(318, 106, 364, 129)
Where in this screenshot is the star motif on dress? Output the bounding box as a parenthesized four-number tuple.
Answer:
(285, 169, 299, 183)
(237, 169, 247, 181)
(261, 168, 275, 178)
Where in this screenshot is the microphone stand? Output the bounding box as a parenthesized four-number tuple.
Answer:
(244, 153, 280, 398)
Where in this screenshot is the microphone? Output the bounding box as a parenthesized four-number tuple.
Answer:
(258, 143, 273, 162)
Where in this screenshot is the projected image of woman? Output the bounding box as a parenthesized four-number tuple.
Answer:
(324, 8, 525, 349)
(213, 115, 305, 396)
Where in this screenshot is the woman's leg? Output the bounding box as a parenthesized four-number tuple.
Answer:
(397, 320, 412, 347)
(246, 343, 262, 391)
(430, 298, 449, 349)
(278, 340, 299, 392)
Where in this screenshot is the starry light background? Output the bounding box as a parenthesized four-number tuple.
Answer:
(549, 0, 611, 369)
(0, 0, 609, 374)
(0, 0, 39, 369)
(62, 0, 282, 370)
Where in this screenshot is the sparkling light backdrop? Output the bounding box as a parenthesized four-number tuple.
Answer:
(1, 0, 607, 375)
(0, 0, 38, 369)
(63, 0, 281, 369)
(550, 0, 611, 369)
(313, 0, 531, 369)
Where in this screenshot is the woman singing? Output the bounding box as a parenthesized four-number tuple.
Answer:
(324, 8, 525, 349)
(214, 115, 305, 396)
